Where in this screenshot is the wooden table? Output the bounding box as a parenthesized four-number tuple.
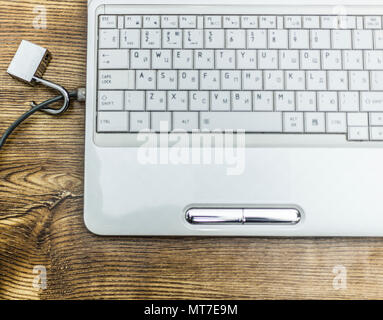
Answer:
(1, 0, 383, 300)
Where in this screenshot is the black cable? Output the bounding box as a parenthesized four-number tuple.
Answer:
(0, 90, 78, 150)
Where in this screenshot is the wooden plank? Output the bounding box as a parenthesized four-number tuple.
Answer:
(1, 0, 383, 300)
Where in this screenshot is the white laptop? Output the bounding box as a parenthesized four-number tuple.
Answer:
(84, 0, 383, 236)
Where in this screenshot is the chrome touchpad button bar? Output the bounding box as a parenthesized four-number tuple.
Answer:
(244, 208, 301, 225)
(186, 208, 243, 224)
(185, 208, 301, 225)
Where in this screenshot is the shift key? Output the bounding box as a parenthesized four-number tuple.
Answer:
(99, 70, 134, 90)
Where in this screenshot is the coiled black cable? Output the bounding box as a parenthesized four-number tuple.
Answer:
(0, 90, 78, 150)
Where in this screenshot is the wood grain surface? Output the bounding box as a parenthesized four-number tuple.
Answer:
(1, 0, 383, 300)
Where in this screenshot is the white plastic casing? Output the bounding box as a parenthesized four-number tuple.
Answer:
(84, 0, 383, 236)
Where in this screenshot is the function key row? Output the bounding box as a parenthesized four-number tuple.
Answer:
(100, 15, 383, 30)
(99, 28, 383, 50)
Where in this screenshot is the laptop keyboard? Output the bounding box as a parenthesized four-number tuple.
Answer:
(97, 14, 383, 141)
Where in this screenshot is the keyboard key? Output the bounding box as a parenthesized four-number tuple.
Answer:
(152, 50, 172, 69)
(364, 51, 383, 70)
(305, 112, 325, 133)
(143, 16, 160, 28)
(326, 113, 347, 133)
(361, 92, 383, 111)
(221, 71, 241, 90)
(347, 113, 368, 126)
(241, 16, 258, 28)
(215, 50, 235, 69)
(237, 50, 257, 69)
(253, 91, 273, 111)
(310, 30, 331, 49)
(211, 91, 231, 111)
(200, 70, 220, 90)
(370, 127, 383, 140)
(300, 50, 320, 69)
(279, 50, 299, 69)
(200, 112, 282, 132)
(284, 16, 302, 28)
(296, 91, 316, 111)
(99, 29, 119, 48)
(374, 30, 383, 49)
(268, 30, 288, 49)
(365, 16, 381, 29)
(98, 112, 129, 132)
(190, 91, 209, 110)
(348, 127, 369, 141)
(247, 30, 267, 49)
(349, 71, 369, 91)
(146, 91, 166, 110)
(151, 112, 172, 131)
(343, 50, 363, 70)
(339, 92, 359, 112)
(205, 30, 225, 48)
(173, 112, 199, 131)
(303, 16, 320, 29)
(285, 70, 305, 90)
(318, 91, 337, 111)
(141, 29, 161, 48)
(168, 91, 188, 110)
(100, 16, 117, 29)
(339, 16, 356, 29)
(130, 112, 150, 132)
(223, 16, 240, 28)
(232, 91, 252, 111)
(226, 30, 246, 48)
(289, 30, 309, 49)
(242, 71, 262, 90)
(162, 29, 182, 48)
(370, 113, 383, 126)
(179, 70, 199, 89)
(131, 50, 151, 69)
(183, 30, 204, 48)
(99, 49, 129, 69)
(99, 70, 133, 90)
(120, 29, 140, 48)
(98, 91, 124, 111)
(205, 16, 222, 28)
(322, 50, 342, 69)
(259, 16, 276, 29)
(331, 30, 351, 49)
(306, 71, 326, 91)
(161, 16, 178, 28)
(180, 16, 196, 28)
(173, 50, 193, 69)
(321, 16, 337, 29)
(283, 112, 304, 133)
(125, 91, 145, 111)
(264, 70, 284, 90)
(328, 71, 348, 90)
(258, 50, 278, 69)
(136, 70, 156, 89)
(157, 70, 177, 90)
(125, 16, 142, 28)
(353, 30, 373, 49)
(275, 91, 295, 111)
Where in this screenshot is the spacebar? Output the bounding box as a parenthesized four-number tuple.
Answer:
(200, 112, 283, 132)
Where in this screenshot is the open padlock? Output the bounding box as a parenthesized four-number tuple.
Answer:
(7, 40, 70, 115)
